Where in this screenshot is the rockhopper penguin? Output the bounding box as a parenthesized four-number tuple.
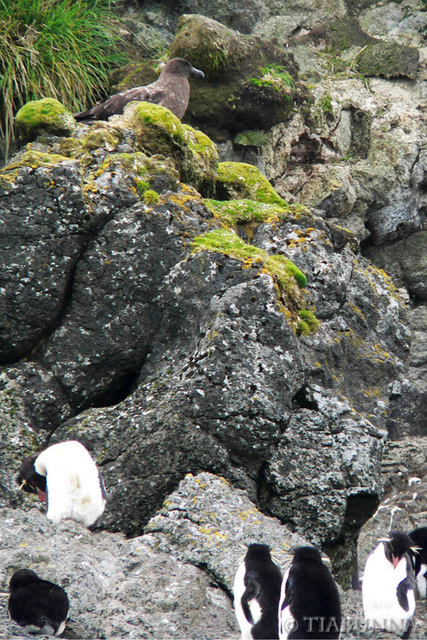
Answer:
(278, 546, 341, 639)
(234, 543, 283, 640)
(17, 440, 107, 528)
(408, 526, 427, 598)
(362, 530, 417, 638)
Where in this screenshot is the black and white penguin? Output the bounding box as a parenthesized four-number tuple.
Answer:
(17, 440, 107, 528)
(8, 569, 69, 636)
(408, 526, 427, 598)
(362, 530, 417, 638)
(278, 546, 341, 639)
(234, 543, 282, 640)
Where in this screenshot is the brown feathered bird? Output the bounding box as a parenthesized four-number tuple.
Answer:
(74, 58, 204, 122)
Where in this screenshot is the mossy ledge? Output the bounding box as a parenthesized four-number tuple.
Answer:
(0, 149, 72, 188)
(214, 161, 287, 206)
(205, 198, 290, 226)
(122, 102, 218, 196)
(191, 228, 317, 334)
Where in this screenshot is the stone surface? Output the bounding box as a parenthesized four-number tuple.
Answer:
(1, 1, 427, 637)
(145, 472, 308, 589)
(0, 474, 254, 639)
(0, 105, 411, 576)
(168, 14, 299, 137)
(386, 304, 427, 440)
(365, 232, 427, 300)
(1, 472, 426, 639)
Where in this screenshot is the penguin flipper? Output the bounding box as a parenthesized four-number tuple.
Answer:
(397, 577, 412, 611)
(241, 574, 261, 624)
(282, 574, 295, 608)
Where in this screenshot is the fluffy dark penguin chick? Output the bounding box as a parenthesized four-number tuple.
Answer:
(8, 569, 69, 636)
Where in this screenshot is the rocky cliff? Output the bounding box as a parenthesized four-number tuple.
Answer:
(0, 0, 426, 638)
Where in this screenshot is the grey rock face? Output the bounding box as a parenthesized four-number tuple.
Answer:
(264, 392, 385, 546)
(0, 473, 307, 640)
(2, 3, 426, 635)
(0, 113, 409, 575)
(0, 159, 92, 363)
(386, 305, 427, 439)
(145, 472, 308, 590)
(36, 190, 212, 411)
(365, 232, 427, 301)
(0, 475, 248, 639)
(0, 370, 47, 509)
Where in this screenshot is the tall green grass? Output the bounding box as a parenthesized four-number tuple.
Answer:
(0, 0, 126, 154)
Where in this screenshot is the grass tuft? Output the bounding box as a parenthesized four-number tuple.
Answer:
(0, 0, 126, 156)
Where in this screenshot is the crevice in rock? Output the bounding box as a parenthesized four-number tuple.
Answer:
(256, 460, 269, 505)
(292, 386, 318, 410)
(90, 368, 142, 409)
(323, 492, 379, 589)
(349, 108, 371, 160)
(193, 561, 234, 600)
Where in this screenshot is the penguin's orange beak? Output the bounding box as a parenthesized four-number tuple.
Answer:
(392, 555, 400, 569)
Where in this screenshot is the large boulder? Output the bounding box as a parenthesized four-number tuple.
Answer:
(169, 15, 300, 138)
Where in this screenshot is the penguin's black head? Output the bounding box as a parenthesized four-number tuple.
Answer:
(382, 530, 416, 568)
(9, 569, 41, 592)
(408, 527, 427, 548)
(245, 543, 272, 562)
(16, 454, 46, 495)
(292, 546, 323, 564)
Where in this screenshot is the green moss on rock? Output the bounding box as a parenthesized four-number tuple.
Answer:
(80, 126, 122, 152)
(0, 148, 72, 190)
(191, 227, 314, 333)
(234, 130, 267, 148)
(144, 189, 160, 204)
(214, 162, 287, 206)
(182, 125, 219, 196)
(297, 309, 321, 336)
(168, 14, 299, 137)
(205, 198, 289, 227)
(15, 98, 76, 143)
(3, 149, 71, 171)
(132, 101, 187, 150)
(249, 65, 295, 95)
(122, 102, 218, 195)
(356, 42, 419, 80)
(169, 14, 241, 82)
(192, 227, 306, 288)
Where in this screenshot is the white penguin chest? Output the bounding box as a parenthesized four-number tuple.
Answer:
(363, 545, 415, 626)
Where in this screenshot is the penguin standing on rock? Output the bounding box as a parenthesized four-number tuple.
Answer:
(234, 543, 283, 640)
(278, 546, 341, 639)
(408, 526, 427, 598)
(362, 530, 417, 638)
(17, 440, 107, 528)
(8, 569, 69, 636)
